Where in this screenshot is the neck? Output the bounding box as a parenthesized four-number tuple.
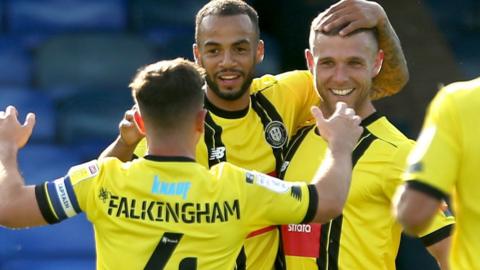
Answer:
(205, 88, 250, 111)
(146, 132, 196, 159)
(356, 101, 376, 120)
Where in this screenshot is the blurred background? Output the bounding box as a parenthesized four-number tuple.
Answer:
(0, 0, 477, 269)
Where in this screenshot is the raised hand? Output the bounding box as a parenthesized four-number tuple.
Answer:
(0, 106, 35, 149)
(316, 0, 386, 36)
(311, 102, 362, 154)
(118, 106, 144, 147)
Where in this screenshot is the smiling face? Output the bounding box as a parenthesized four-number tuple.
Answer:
(194, 14, 264, 104)
(306, 30, 383, 118)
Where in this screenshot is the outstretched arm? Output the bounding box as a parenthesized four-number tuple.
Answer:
(99, 107, 144, 161)
(318, 0, 409, 98)
(310, 102, 363, 223)
(0, 106, 47, 228)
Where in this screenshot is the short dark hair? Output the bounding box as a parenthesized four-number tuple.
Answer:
(195, 0, 260, 43)
(309, 11, 379, 51)
(130, 58, 205, 130)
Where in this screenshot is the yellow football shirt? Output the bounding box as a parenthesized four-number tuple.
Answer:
(134, 70, 319, 269)
(279, 113, 454, 270)
(35, 156, 317, 270)
(404, 77, 480, 270)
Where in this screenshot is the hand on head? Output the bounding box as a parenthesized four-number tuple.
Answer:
(118, 105, 145, 146)
(311, 102, 363, 153)
(0, 106, 35, 149)
(314, 0, 386, 36)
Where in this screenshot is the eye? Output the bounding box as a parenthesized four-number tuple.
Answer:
(319, 60, 334, 68)
(207, 48, 219, 55)
(234, 46, 248, 54)
(349, 60, 364, 68)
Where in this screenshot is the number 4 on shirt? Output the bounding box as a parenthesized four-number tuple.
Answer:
(144, 232, 197, 270)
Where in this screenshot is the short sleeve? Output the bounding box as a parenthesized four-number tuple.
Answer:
(241, 170, 317, 231)
(417, 201, 455, 246)
(35, 160, 100, 224)
(404, 89, 460, 197)
(278, 71, 319, 129)
(382, 140, 414, 199)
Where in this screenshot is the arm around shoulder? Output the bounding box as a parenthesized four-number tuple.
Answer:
(371, 5, 409, 98)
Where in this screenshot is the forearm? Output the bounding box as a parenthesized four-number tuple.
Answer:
(372, 15, 409, 98)
(0, 144, 25, 226)
(311, 148, 353, 223)
(99, 136, 137, 162)
(396, 187, 441, 235)
(427, 236, 451, 270)
(0, 143, 22, 187)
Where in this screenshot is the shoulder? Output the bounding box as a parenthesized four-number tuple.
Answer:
(209, 162, 247, 180)
(432, 77, 480, 114)
(367, 116, 413, 150)
(67, 159, 101, 185)
(68, 158, 127, 185)
(250, 70, 312, 94)
(364, 117, 414, 167)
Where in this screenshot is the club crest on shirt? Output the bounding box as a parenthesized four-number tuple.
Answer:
(264, 121, 287, 148)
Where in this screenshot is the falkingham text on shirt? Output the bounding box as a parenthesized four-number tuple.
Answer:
(107, 195, 240, 223)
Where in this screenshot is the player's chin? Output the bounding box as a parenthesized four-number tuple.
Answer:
(218, 88, 245, 100)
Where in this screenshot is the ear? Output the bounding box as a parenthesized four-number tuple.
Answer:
(255, 40, 265, 64)
(195, 109, 207, 134)
(372, 49, 384, 78)
(305, 49, 315, 74)
(193, 44, 201, 65)
(134, 109, 146, 135)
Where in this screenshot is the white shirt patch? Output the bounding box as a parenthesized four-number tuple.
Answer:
(252, 171, 293, 193)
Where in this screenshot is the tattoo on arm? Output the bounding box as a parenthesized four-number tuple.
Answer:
(372, 18, 409, 99)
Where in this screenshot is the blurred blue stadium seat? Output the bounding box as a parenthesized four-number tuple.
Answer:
(0, 38, 32, 86)
(145, 25, 195, 60)
(66, 139, 111, 161)
(0, 1, 3, 32)
(6, 0, 127, 34)
(17, 143, 84, 184)
(34, 33, 157, 99)
(130, 0, 204, 30)
(0, 215, 95, 270)
(56, 89, 133, 144)
(256, 34, 281, 76)
(0, 88, 55, 142)
(1, 143, 95, 269)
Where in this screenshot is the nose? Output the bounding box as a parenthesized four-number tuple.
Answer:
(332, 65, 348, 84)
(219, 50, 236, 68)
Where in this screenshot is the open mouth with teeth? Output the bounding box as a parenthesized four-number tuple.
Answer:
(218, 74, 242, 88)
(219, 74, 240, 80)
(330, 88, 354, 96)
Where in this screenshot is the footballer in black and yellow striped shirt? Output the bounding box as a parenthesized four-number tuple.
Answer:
(275, 8, 454, 270)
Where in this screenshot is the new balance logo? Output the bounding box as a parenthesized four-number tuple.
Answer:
(209, 147, 226, 160)
(280, 161, 290, 173)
